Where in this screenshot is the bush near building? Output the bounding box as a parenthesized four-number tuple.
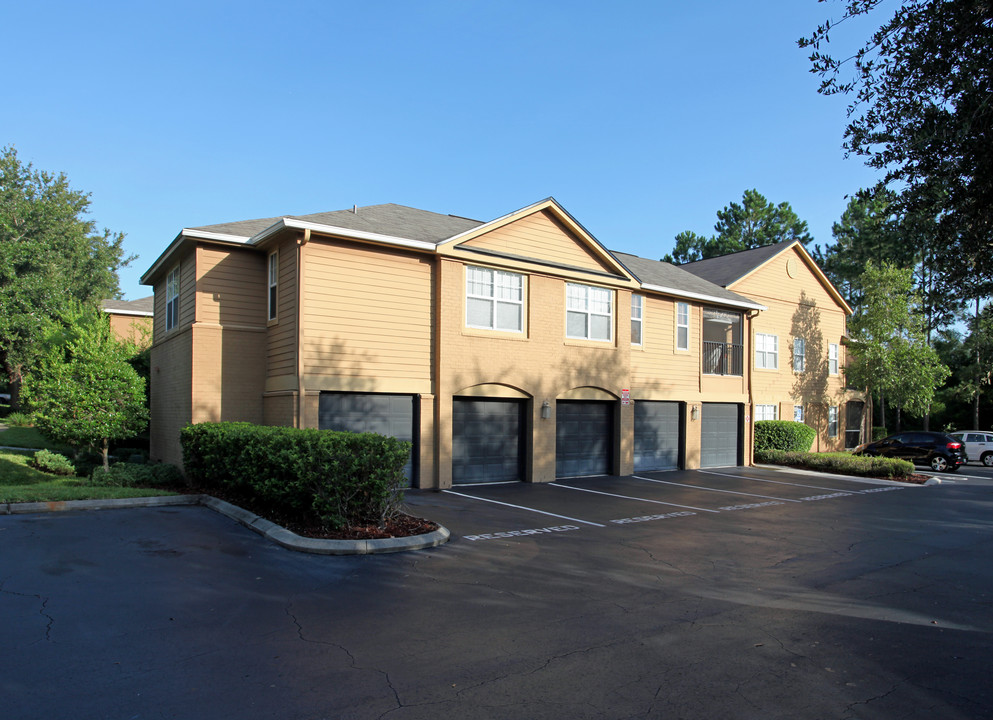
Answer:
(180, 422, 410, 530)
(754, 420, 817, 452)
(756, 449, 914, 478)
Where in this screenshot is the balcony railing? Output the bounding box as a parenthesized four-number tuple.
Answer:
(703, 341, 743, 376)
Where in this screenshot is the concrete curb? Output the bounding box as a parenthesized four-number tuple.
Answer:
(3, 493, 450, 555)
(753, 463, 942, 487)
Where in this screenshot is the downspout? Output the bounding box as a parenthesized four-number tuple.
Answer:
(746, 308, 760, 464)
(297, 228, 311, 427)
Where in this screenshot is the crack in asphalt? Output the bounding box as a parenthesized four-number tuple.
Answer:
(843, 680, 905, 717)
(0, 579, 54, 642)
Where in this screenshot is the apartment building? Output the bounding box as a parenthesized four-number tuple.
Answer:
(140, 198, 858, 487)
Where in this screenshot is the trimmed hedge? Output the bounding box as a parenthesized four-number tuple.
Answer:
(754, 420, 817, 452)
(756, 449, 915, 478)
(30, 449, 76, 476)
(180, 422, 411, 530)
(90, 462, 183, 488)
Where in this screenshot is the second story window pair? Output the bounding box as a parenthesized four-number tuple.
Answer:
(466, 266, 524, 333)
(567, 283, 612, 341)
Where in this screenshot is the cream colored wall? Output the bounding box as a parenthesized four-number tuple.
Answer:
(266, 236, 299, 385)
(149, 326, 192, 468)
(732, 247, 852, 452)
(108, 314, 152, 345)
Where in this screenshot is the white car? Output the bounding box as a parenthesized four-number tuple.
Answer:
(951, 431, 993, 467)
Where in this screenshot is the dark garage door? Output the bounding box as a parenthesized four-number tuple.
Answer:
(318, 392, 415, 483)
(452, 399, 524, 484)
(556, 401, 612, 477)
(634, 401, 682, 471)
(701, 403, 740, 468)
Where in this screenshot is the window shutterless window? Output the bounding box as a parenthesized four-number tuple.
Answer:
(756, 404, 777, 421)
(567, 283, 612, 341)
(631, 295, 643, 345)
(676, 302, 689, 350)
(268, 252, 278, 321)
(755, 333, 778, 369)
(166, 264, 180, 331)
(466, 266, 523, 332)
(793, 337, 805, 372)
(829, 343, 839, 375)
(828, 406, 839, 437)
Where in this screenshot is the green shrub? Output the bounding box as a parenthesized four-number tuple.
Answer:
(754, 420, 817, 452)
(89, 462, 183, 487)
(30, 449, 76, 476)
(872, 426, 888, 441)
(181, 422, 411, 529)
(5, 411, 33, 427)
(112, 447, 149, 464)
(73, 451, 105, 478)
(756, 449, 914, 478)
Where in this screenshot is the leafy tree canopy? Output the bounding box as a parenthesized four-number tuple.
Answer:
(25, 310, 149, 470)
(663, 189, 813, 264)
(0, 146, 130, 401)
(800, 0, 993, 291)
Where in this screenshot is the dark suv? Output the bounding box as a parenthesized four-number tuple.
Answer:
(854, 431, 967, 472)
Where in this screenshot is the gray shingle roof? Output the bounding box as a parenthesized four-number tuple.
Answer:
(676, 242, 795, 287)
(610, 251, 759, 307)
(101, 296, 154, 314)
(190, 204, 485, 245)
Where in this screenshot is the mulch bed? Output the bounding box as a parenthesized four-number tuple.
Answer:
(165, 483, 438, 540)
(902, 474, 933, 485)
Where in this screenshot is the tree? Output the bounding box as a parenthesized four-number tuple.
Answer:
(800, 0, 993, 292)
(663, 189, 813, 264)
(25, 313, 149, 470)
(955, 302, 993, 429)
(0, 147, 130, 407)
(846, 263, 949, 430)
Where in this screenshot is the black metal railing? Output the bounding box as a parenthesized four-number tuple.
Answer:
(702, 341, 743, 376)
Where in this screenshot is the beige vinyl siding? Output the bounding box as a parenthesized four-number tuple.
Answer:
(267, 237, 298, 379)
(152, 248, 196, 344)
(196, 246, 266, 327)
(631, 296, 700, 393)
(460, 209, 610, 273)
(303, 239, 433, 388)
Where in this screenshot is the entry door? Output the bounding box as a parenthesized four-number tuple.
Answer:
(556, 401, 612, 477)
(318, 393, 415, 484)
(701, 403, 740, 468)
(452, 399, 524, 484)
(634, 401, 682, 471)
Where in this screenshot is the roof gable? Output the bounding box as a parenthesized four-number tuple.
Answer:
(678, 242, 794, 288)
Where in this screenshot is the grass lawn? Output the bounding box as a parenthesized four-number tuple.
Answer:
(0, 449, 178, 504)
(0, 426, 73, 453)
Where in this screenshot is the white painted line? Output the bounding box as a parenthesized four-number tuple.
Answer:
(698, 470, 858, 494)
(631, 475, 801, 503)
(450, 480, 520, 487)
(442, 490, 606, 527)
(551, 482, 720, 513)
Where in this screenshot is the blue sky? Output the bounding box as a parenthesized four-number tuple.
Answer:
(3, 0, 884, 300)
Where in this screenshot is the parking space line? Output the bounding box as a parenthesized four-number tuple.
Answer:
(632, 475, 801, 503)
(551, 483, 721, 513)
(442, 490, 606, 527)
(699, 470, 858, 494)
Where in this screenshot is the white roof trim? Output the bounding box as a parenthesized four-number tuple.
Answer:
(641, 283, 767, 312)
(102, 308, 153, 317)
(181, 229, 252, 243)
(250, 218, 437, 251)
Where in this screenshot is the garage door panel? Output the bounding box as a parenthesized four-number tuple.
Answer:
(701, 403, 739, 468)
(556, 401, 612, 478)
(319, 393, 415, 484)
(453, 399, 523, 484)
(634, 401, 681, 471)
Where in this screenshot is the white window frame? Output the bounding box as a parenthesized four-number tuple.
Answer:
(829, 343, 839, 375)
(631, 294, 643, 346)
(828, 405, 839, 437)
(566, 283, 613, 342)
(793, 337, 805, 373)
(268, 252, 278, 322)
(166, 264, 180, 331)
(676, 302, 689, 350)
(755, 333, 778, 370)
(794, 405, 804, 423)
(755, 404, 778, 421)
(465, 265, 524, 333)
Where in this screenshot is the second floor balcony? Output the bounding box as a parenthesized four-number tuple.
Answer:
(703, 341, 743, 376)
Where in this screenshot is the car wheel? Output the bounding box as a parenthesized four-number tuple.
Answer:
(983, 452, 993, 467)
(930, 455, 948, 472)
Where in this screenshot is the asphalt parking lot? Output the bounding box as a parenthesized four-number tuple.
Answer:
(3, 466, 993, 719)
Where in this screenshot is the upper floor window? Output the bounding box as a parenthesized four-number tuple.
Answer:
(702, 308, 743, 375)
(793, 338, 805, 372)
(755, 333, 778, 370)
(631, 295, 643, 345)
(756, 404, 777, 421)
(829, 343, 839, 375)
(166, 264, 180, 331)
(567, 283, 612, 341)
(466, 266, 524, 332)
(676, 302, 689, 350)
(268, 252, 278, 322)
